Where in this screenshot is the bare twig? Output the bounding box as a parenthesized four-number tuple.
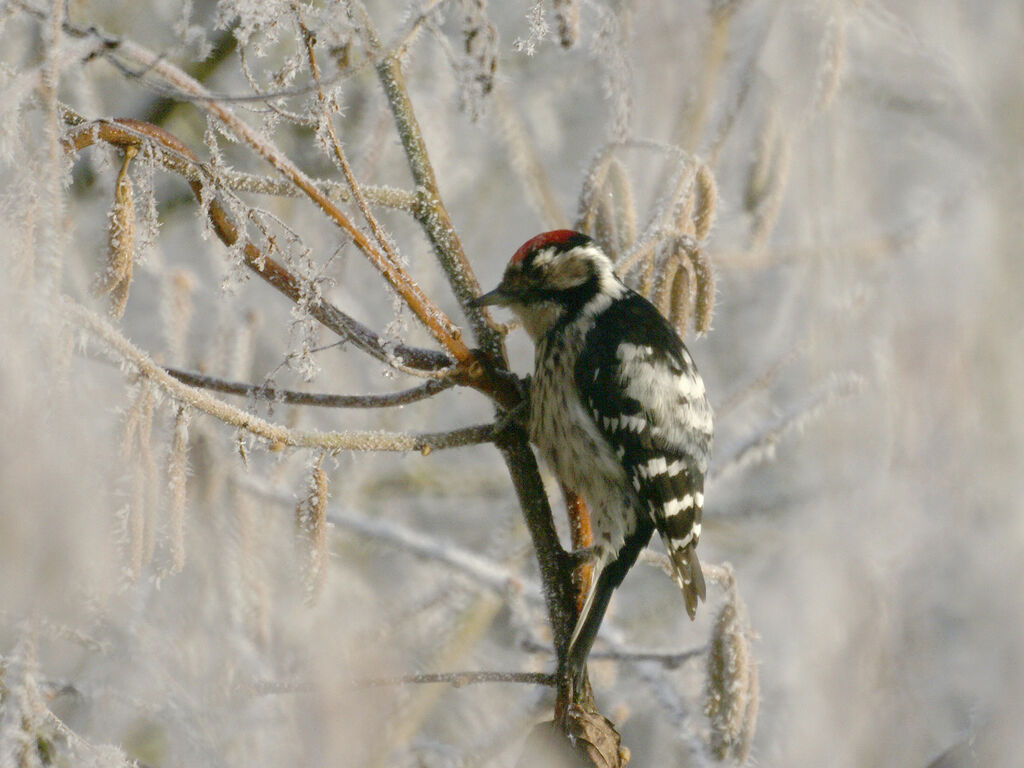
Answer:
(61, 117, 451, 373)
(354, 670, 556, 688)
(708, 374, 865, 488)
(214, 168, 417, 211)
(68, 18, 472, 362)
(163, 367, 454, 408)
(241, 670, 555, 695)
(240, 477, 545, 603)
(66, 298, 495, 454)
(522, 637, 705, 670)
(301, 18, 405, 270)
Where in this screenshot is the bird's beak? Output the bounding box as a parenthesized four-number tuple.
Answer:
(469, 286, 512, 308)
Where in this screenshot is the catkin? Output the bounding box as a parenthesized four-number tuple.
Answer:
(577, 151, 614, 236)
(593, 189, 619, 260)
(669, 255, 696, 338)
(704, 592, 759, 763)
(750, 132, 791, 251)
(553, 0, 580, 48)
(121, 381, 154, 577)
(653, 246, 681, 318)
(167, 406, 191, 573)
(162, 270, 196, 366)
(813, 13, 847, 116)
(296, 456, 329, 598)
(99, 147, 137, 319)
(607, 157, 637, 255)
(692, 248, 716, 334)
(693, 163, 718, 241)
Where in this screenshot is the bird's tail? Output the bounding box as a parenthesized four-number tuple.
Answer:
(565, 553, 618, 695)
(667, 541, 706, 619)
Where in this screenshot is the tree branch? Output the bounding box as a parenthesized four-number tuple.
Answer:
(355, 671, 555, 689)
(163, 367, 454, 408)
(66, 298, 493, 453)
(61, 117, 451, 372)
(39, 9, 473, 363)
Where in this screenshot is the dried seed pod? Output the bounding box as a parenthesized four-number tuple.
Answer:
(98, 146, 138, 318)
(704, 591, 759, 763)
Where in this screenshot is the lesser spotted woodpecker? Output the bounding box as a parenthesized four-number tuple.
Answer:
(472, 230, 713, 691)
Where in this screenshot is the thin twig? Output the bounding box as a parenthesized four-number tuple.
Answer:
(301, 17, 405, 271)
(521, 637, 705, 670)
(243, 670, 555, 694)
(357, 7, 501, 362)
(215, 168, 417, 211)
(61, 117, 451, 372)
(66, 298, 494, 453)
(708, 374, 864, 488)
(53, 12, 471, 361)
(164, 367, 454, 408)
(240, 477, 545, 603)
(355, 671, 556, 688)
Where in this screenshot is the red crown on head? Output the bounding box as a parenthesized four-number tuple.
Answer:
(511, 230, 589, 265)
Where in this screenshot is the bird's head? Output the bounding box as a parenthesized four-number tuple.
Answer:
(471, 230, 619, 340)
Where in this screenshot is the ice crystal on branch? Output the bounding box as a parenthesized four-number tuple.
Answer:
(513, 1, 549, 55)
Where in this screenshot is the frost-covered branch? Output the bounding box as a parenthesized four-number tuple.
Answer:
(355, 4, 502, 362)
(354, 670, 556, 688)
(708, 374, 865, 489)
(214, 169, 418, 212)
(61, 117, 451, 372)
(240, 477, 545, 603)
(66, 299, 494, 454)
(164, 367, 454, 408)
(39, 7, 473, 363)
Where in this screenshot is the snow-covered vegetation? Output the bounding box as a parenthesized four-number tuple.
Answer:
(1, 1, 1021, 765)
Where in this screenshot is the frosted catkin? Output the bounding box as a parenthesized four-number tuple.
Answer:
(693, 251, 715, 334)
(296, 455, 329, 598)
(669, 255, 696, 338)
(162, 270, 195, 366)
(607, 157, 637, 255)
(167, 406, 191, 573)
(99, 146, 137, 319)
(704, 591, 758, 763)
(121, 381, 154, 577)
(693, 163, 718, 242)
(553, 0, 580, 48)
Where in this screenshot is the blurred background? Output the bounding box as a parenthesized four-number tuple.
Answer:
(1, 0, 1021, 765)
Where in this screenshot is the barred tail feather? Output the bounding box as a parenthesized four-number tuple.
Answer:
(670, 542, 706, 619)
(566, 553, 617, 694)
(566, 521, 655, 694)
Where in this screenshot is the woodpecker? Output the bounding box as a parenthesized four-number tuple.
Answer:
(472, 230, 713, 692)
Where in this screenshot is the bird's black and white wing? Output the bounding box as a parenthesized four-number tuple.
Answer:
(576, 290, 713, 618)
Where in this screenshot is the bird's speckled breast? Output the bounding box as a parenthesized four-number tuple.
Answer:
(529, 323, 633, 551)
